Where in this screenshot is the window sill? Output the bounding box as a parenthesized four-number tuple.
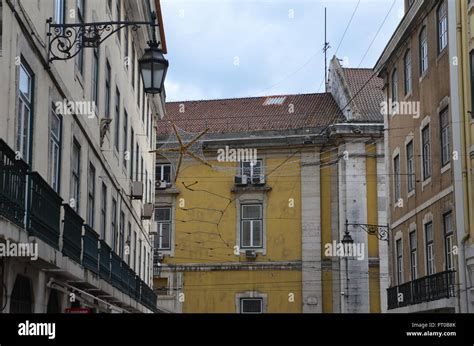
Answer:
(436, 47, 448, 63)
(441, 162, 451, 174)
(155, 187, 180, 195)
(407, 189, 415, 199)
(403, 92, 412, 101)
(421, 176, 431, 190)
(231, 184, 272, 193)
(418, 71, 428, 84)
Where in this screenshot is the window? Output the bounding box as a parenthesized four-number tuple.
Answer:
(396, 238, 403, 284)
(130, 128, 134, 180)
(145, 170, 148, 202)
(135, 143, 139, 181)
(419, 26, 428, 75)
(470, 51, 474, 119)
(154, 208, 171, 250)
(241, 204, 263, 248)
(111, 197, 117, 251)
(157, 164, 172, 184)
(107, 0, 111, 12)
(404, 50, 412, 95)
(114, 87, 120, 151)
(437, 1, 448, 53)
(406, 140, 415, 192)
(131, 230, 136, 269)
(444, 212, 454, 271)
(71, 140, 81, 212)
(131, 45, 136, 90)
(119, 211, 125, 257)
(87, 163, 95, 227)
(440, 108, 450, 167)
(138, 239, 142, 278)
(124, 18, 129, 63)
(140, 156, 144, 182)
(92, 48, 99, 107)
(50, 108, 61, 193)
(425, 222, 435, 275)
(17, 62, 34, 163)
(100, 183, 107, 239)
(422, 125, 431, 180)
(123, 110, 128, 169)
(127, 221, 132, 263)
(409, 231, 417, 280)
(76, 0, 85, 74)
(105, 60, 111, 118)
(391, 69, 398, 105)
(116, 0, 121, 24)
(54, 0, 66, 24)
(141, 82, 145, 123)
(241, 159, 263, 179)
(393, 154, 401, 201)
(240, 298, 263, 314)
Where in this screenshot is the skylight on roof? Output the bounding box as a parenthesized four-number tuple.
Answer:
(263, 96, 286, 106)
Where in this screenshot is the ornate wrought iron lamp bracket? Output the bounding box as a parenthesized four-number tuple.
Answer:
(345, 219, 390, 242)
(46, 12, 159, 65)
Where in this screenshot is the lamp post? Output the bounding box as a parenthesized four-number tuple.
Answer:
(46, 12, 169, 95)
(342, 221, 354, 313)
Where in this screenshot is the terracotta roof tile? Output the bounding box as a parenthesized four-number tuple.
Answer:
(159, 93, 344, 135)
(341, 68, 384, 122)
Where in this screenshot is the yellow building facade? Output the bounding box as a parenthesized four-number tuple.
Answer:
(153, 58, 388, 313)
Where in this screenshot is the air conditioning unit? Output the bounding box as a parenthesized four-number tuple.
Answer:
(131, 181, 143, 199)
(234, 175, 248, 186)
(251, 175, 265, 185)
(142, 203, 154, 220)
(245, 250, 257, 259)
(156, 180, 168, 190)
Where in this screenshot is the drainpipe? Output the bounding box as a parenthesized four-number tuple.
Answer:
(448, 0, 469, 313)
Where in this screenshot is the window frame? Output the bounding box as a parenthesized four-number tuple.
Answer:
(50, 107, 62, 193)
(404, 50, 412, 95)
(71, 139, 81, 213)
(100, 182, 107, 239)
(409, 230, 417, 280)
(240, 159, 263, 179)
(391, 68, 398, 105)
(17, 61, 34, 164)
(425, 222, 435, 276)
(114, 86, 121, 151)
(396, 238, 403, 285)
(393, 154, 401, 202)
(406, 140, 415, 193)
(87, 162, 96, 227)
(240, 298, 263, 314)
(240, 204, 263, 249)
(155, 207, 172, 250)
(437, 1, 448, 53)
(421, 125, 431, 180)
(156, 163, 172, 184)
(443, 212, 455, 271)
(419, 26, 428, 75)
(440, 107, 450, 167)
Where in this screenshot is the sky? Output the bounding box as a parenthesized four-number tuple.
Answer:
(160, 0, 405, 102)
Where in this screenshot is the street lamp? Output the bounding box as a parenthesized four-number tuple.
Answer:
(139, 40, 169, 94)
(46, 11, 168, 95)
(341, 223, 353, 312)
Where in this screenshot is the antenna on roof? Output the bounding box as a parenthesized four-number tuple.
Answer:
(323, 7, 330, 92)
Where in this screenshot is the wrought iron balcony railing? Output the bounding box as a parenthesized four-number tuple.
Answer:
(83, 224, 99, 274)
(387, 270, 456, 310)
(99, 240, 112, 283)
(62, 204, 83, 263)
(111, 251, 122, 289)
(0, 139, 28, 227)
(28, 172, 62, 249)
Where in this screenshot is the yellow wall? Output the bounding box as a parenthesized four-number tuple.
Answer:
(161, 152, 303, 312)
(182, 270, 302, 313)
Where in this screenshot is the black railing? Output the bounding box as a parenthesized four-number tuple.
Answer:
(121, 261, 131, 294)
(99, 240, 112, 282)
(0, 140, 28, 227)
(129, 268, 137, 300)
(83, 224, 99, 274)
(28, 172, 62, 249)
(111, 252, 122, 289)
(62, 204, 83, 263)
(387, 270, 456, 310)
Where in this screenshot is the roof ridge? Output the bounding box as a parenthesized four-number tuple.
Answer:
(166, 92, 332, 104)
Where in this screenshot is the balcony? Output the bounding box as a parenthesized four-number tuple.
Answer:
(62, 204, 83, 263)
(99, 240, 112, 282)
(387, 270, 456, 310)
(111, 252, 122, 289)
(27, 172, 62, 249)
(0, 139, 28, 227)
(83, 224, 99, 274)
